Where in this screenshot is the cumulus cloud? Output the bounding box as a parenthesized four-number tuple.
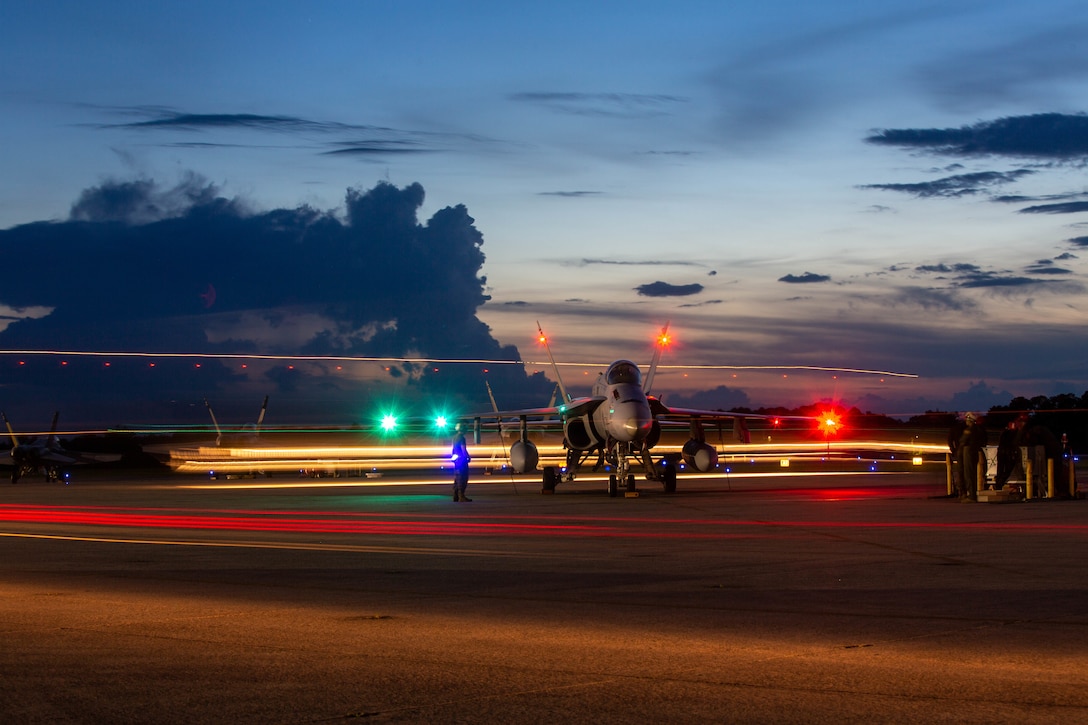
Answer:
(0, 177, 552, 424)
(68, 172, 236, 224)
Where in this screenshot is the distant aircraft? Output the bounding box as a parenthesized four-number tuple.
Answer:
(2, 411, 112, 483)
(204, 395, 268, 447)
(474, 323, 809, 496)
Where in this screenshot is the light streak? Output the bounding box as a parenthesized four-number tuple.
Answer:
(166, 440, 949, 475)
(2, 502, 1086, 543)
(0, 349, 918, 377)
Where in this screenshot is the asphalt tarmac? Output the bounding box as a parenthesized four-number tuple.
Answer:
(0, 467, 1086, 723)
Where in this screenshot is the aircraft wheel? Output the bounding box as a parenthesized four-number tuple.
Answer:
(542, 466, 559, 493)
(607, 474, 618, 497)
(662, 462, 677, 494)
(626, 474, 636, 492)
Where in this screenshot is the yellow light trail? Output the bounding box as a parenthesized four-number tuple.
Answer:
(0, 349, 918, 377)
(167, 440, 948, 474)
(175, 469, 918, 490)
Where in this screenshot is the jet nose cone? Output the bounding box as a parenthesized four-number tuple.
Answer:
(621, 406, 653, 440)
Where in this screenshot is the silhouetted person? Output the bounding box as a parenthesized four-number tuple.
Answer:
(995, 416, 1026, 489)
(1021, 416, 1061, 497)
(957, 412, 986, 501)
(948, 416, 967, 497)
(451, 423, 472, 502)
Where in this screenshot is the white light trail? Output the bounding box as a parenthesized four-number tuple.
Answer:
(0, 349, 918, 378)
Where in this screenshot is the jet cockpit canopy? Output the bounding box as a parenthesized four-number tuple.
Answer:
(606, 360, 642, 386)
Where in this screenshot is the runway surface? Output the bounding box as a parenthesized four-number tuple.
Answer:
(1, 467, 1086, 723)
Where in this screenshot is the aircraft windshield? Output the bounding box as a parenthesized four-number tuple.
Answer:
(606, 361, 641, 386)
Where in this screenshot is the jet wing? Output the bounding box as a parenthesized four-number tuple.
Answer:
(39, 448, 122, 466)
(657, 404, 810, 422)
(482, 396, 607, 422)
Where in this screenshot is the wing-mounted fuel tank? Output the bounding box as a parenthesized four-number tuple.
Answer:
(681, 439, 718, 472)
(564, 414, 605, 451)
(509, 440, 539, 473)
(681, 418, 717, 471)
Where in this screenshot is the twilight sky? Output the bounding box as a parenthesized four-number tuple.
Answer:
(2, 1, 1088, 426)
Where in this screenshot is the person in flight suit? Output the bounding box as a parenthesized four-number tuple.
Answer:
(451, 423, 472, 502)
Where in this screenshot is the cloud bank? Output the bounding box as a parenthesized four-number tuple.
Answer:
(0, 177, 551, 425)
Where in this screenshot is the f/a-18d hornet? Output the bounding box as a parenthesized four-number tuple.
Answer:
(472, 323, 810, 497)
(2, 411, 115, 483)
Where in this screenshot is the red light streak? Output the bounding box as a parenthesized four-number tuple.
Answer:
(1, 504, 1086, 540)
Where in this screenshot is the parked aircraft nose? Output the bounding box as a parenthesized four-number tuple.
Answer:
(618, 402, 653, 441)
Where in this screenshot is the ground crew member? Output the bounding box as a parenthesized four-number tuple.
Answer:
(958, 412, 986, 501)
(451, 423, 472, 502)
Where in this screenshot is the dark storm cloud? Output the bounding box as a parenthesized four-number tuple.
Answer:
(68, 172, 234, 224)
(866, 113, 1088, 159)
(0, 177, 552, 424)
(509, 92, 687, 119)
(664, 385, 750, 411)
(860, 170, 1034, 198)
(778, 272, 830, 284)
(1019, 201, 1088, 215)
(1068, 237, 1088, 247)
(634, 281, 704, 297)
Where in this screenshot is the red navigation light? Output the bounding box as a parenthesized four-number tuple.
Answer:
(657, 332, 671, 347)
(819, 411, 842, 435)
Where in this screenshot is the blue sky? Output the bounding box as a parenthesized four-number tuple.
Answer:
(3, 1, 1088, 424)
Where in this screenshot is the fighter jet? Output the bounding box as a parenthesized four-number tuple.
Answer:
(204, 395, 268, 447)
(2, 411, 110, 483)
(474, 323, 808, 496)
